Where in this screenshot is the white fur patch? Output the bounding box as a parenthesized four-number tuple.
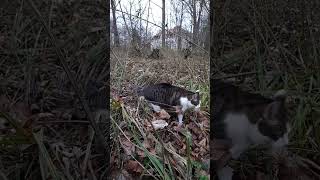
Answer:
(179, 97, 194, 112)
(178, 114, 183, 125)
(178, 97, 200, 124)
(150, 103, 161, 112)
(224, 113, 270, 159)
(224, 112, 291, 159)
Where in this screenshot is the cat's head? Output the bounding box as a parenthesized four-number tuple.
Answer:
(188, 90, 201, 111)
(258, 90, 291, 153)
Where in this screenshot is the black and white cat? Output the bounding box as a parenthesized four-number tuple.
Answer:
(212, 80, 291, 180)
(137, 83, 201, 126)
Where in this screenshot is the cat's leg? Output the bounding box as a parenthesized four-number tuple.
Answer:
(177, 113, 183, 126)
(217, 165, 234, 180)
(229, 140, 249, 159)
(172, 105, 184, 127)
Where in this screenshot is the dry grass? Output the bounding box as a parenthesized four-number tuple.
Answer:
(0, 0, 109, 179)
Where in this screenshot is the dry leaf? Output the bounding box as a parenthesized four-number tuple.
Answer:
(121, 139, 135, 156)
(150, 119, 168, 130)
(198, 138, 207, 147)
(201, 119, 209, 129)
(111, 169, 134, 180)
(188, 123, 201, 135)
(136, 149, 146, 158)
(142, 139, 151, 149)
(125, 160, 143, 174)
(157, 109, 170, 119)
(150, 148, 156, 155)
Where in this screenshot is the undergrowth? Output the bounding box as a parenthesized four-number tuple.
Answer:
(211, 0, 320, 179)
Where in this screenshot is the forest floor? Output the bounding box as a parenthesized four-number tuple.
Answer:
(110, 48, 210, 180)
(0, 1, 110, 180)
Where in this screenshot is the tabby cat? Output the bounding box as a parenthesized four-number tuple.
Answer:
(212, 80, 291, 180)
(137, 83, 201, 125)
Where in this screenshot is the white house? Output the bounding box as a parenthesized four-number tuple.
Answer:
(150, 26, 192, 49)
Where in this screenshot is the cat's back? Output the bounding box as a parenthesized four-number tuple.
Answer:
(213, 80, 272, 108)
(212, 80, 273, 139)
(139, 83, 175, 95)
(138, 83, 183, 103)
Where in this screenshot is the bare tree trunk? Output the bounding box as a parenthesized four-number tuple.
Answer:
(145, 0, 151, 41)
(192, 0, 204, 48)
(177, 3, 184, 50)
(162, 0, 165, 48)
(139, 1, 142, 46)
(111, 0, 120, 47)
(118, 2, 131, 43)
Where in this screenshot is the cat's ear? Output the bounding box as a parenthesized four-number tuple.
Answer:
(192, 91, 200, 99)
(264, 90, 286, 117)
(263, 101, 283, 122)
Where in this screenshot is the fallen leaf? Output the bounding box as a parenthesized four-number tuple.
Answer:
(192, 151, 200, 158)
(142, 139, 151, 149)
(136, 149, 145, 158)
(125, 160, 143, 174)
(157, 109, 170, 119)
(201, 119, 209, 129)
(150, 148, 156, 155)
(150, 119, 168, 130)
(188, 123, 202, 135)
(121, 139, 135, 156)
(198, 138, 207, 147)
(111, 169, 134, 180)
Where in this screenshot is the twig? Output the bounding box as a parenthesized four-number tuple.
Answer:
(81, 126, 95, 178)
(87, 160, 97, 180)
